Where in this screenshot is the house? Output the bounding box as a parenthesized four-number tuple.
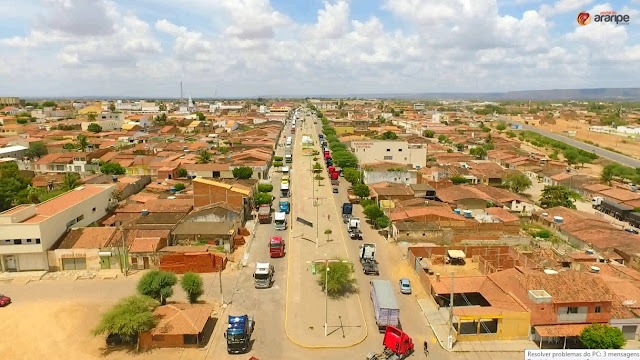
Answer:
(192, 178, 254, 215)
(351, 140, 427, 169)
(138, 303, 214, 349)
(183, 163, 232, 179)
(362, 161, 418, 185)
(369, 182, 416, 202)
(0, 145, 27, 160)
(50, 227, 117, 271)
(81, 112, 125, 131)
(436, 185, 493, 209)
(0, 184, 116, 271)
(173, 203, 242, 250)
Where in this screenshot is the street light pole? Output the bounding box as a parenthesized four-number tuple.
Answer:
(325, 263, 329, 336)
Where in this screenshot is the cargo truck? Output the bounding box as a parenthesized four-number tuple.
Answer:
(360, 243, 378, 275)
(370, 280, 400, 332)
(225, 315, 255, 354)
(257, 204, 271, 224)
(348, 217, 362, 240)
(281, 182, 289, 198)
(253, 262, 274, 289)
(279, 201, 290, 214)
(592, 196, 633, 220)
(342, 203, 353, 223)
(366, 326, 414, 360)
(274, 212, 287, 230)
(269, 236, 285, 258)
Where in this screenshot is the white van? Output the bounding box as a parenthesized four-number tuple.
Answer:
(286, 137, 292, 147)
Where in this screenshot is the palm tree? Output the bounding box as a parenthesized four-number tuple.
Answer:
(87, 113, 97, 122)
(62, 172, 81, 191)
(197, 149, 212, 164)
(76, 135, 89, 152)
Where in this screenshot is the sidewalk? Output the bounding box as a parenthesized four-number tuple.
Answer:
(417, 299, 537, 352)
(284, 116, 367, 348)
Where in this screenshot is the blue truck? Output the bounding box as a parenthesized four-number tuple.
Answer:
(279, 200, 290, 214)
(319, 134, 324, 141)
(225, 315, 255, 354)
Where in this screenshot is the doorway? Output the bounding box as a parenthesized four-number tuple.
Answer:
(143, 257, 150, 269)
(100, 257, 111, 269)
(6, 255, 16, 271)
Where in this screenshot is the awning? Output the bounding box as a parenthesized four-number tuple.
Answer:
(447, 250, 466, 259)
(98, 251, 113, 257)
(535, 324, 589, 337)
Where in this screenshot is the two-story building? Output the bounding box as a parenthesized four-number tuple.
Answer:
(0, 184, 116, 271)
(81, 112, 125, 131)
(351, 140, 427, 169)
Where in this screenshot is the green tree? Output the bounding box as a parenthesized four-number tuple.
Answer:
(438, 134, 448, 143)
(174, 183, 185, 191)
(25, 141, 48, 159)
(232, 167, 253, 179)
(63, 143, 76, 151)
(273, 161, 283, 167)
(455, 143, 465, 152)
(313, 162, 323, 173)
(180, 272, 204, 304)
(177, 168, 188, 178)
(42, 101, 56, 107)
(62, 172, 81, 191)
(274, 156, 283, 162)
(137, 270, 177, 305)
(450, 176, 469, 184)
(87, 113, 97, 122)
(503, 173, 533, 193)
(343, 167, 361, 184)
(87, 123, 102, 133)
(316, 259, 356, 297)
(253, 192, 273, 206)
(540, 185, 579, 209)
(17, 118, 28, 124)
(470, 147, 487, 159)
(324, 228, 332, 242)
(360, 199, 375, 208)
(496, 122, 507, 131)
(375, 215, 390, 229)
(0, 163, 31, 211)
(380, 131, 398, 140)
(353, 183, 370, 198)
(108, 102, 116, 112)
(92, 295, 159, 342)
(423, 130, 435, 138)
(195, 112, 206, 121)
(154, 113, 168, 124)
(76, 135, 90, 152)
(601, 165, 615, 185)
(159, 103, 167, 111)
(506, 130, 516, 138)
(363, 204, 384, 220)
(332, 150, 358, 168)
(100, 162, 126, 175)
(580, 323, 626, 349)
(196, 149, 212, 164)
(258, 184, 273, 193)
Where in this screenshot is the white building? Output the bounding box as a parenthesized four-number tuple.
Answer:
(81, 112, 125, 131)
(351, 140, 427, 169)
(115, 101, 142, 111)
(362, 162, 418, 185)
(413, 104, 425, 111)
(210, 102, 243, 113)
(0, 184, 116, 271)
(0, 145, 27, 160)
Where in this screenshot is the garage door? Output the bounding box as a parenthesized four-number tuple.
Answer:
(622, 325, 637, 340)
(18, 253, 48, 271)
(62, 258, 87, 270)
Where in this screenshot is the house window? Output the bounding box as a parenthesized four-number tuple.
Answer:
(386, 149, 390, 152)
(92, 207, 96, 213)
(595, 306, 601, 313)
(36, 239, 41, 244)
(384, 156, 393, 160)
(398, 149, 403, 152)
(14, 239, 22, 245)
(77, 215, 84, 222)
(567, 307, 579, 314)
(26, 239, 31, 243)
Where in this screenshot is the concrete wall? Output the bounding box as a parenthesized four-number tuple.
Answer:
(139, 333, 195, 349)
(48, 248, 101, 271)
(193, 181, 248, 209)
(364, 170, 418, 185)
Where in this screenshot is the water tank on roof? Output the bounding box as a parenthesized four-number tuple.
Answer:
(544, 269, 558, 275)
(541, 212, 548, 217)
(141, 209, 149, 216)
(112, 176, 117, 182)
(591, 266, 600, 274)
(586, 249, 594, 255)
(553, 216, 563, 223)
(463, 210, 472, 218)
(454, 209, 461, 215)
(167, 196, 176, 200)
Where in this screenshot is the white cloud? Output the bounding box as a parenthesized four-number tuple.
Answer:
(306, 1, 350, 39)
(539, 0, 594, 18)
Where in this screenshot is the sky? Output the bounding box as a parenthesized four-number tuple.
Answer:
(0, 0, 639, 98)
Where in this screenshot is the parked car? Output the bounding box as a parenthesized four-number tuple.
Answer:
(625, 228, 639, 234)
(333, 187, 339, 193)
(399, 279, 412, 295)
(0, 294, 10, 307)
(106, 334, 137, 347)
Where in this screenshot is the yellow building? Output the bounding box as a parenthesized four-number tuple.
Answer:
(334, 125, 355, 136)
(78, 106, 102, 115)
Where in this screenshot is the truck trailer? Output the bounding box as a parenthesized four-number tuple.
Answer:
(370, 280, 400, 332)
(342, 203, 353, 222)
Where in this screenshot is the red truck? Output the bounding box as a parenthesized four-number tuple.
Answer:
(328, 165, 335, 174)
(330, 172, 339, 181)
(366, 326, 414, 360)
(269, 236, 285, 258)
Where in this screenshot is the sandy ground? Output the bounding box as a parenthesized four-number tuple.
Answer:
(527, 118, 640, 159)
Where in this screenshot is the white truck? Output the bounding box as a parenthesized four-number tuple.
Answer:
(253, 262, 274, 289)
(286, 137, 292, 147)
(348, 217, 362, 240)
(274, 212, 287, 230)
(360, 243, 379, 275)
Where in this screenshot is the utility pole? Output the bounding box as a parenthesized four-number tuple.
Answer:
(313, 258, 345, 337)
(121, 226, 127, 277)
(448, 272, 454, 349)
(219, 264, 224, 304)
